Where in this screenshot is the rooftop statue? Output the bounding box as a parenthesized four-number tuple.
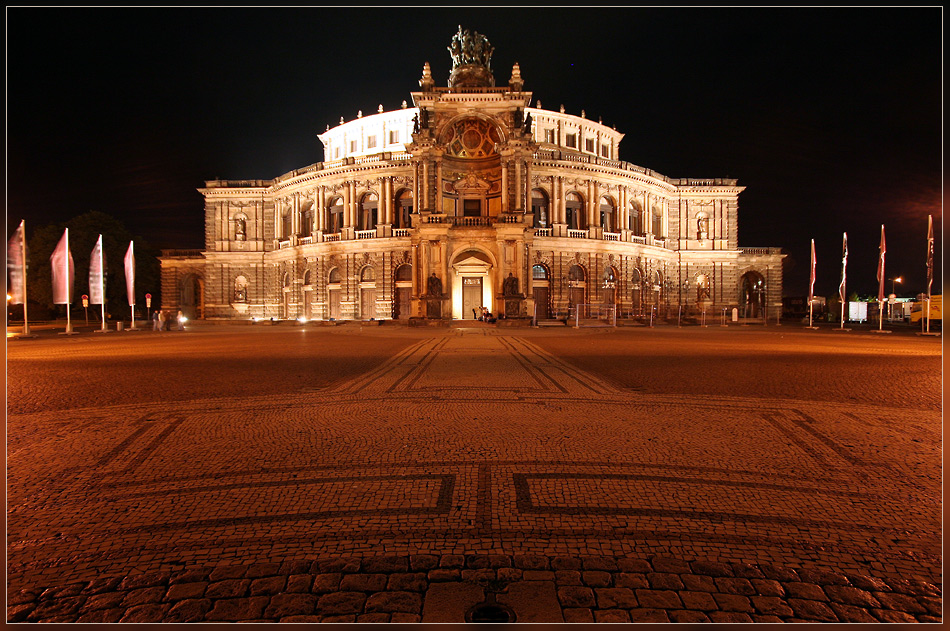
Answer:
(448, 25, 494, 71)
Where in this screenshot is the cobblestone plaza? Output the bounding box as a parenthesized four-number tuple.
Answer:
(6, 324, 942, 623)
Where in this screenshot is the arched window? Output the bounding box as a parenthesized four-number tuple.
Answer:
(395, 264, 413, 282)
(360, 266, 376, 282)
(567, 264, 586, 310)
(531, 189, 549, 228)
(302, 269, 311, 287)
(599, 196, 616, 232)
(628, 201, 642, 235)
(532, 264, 548, 280)
(359, 193, 378, 231)
(280, 208, 292, 239)
(631, 268, 643, 315)
(328, 267, 342, 284)
(395, 189, 413, 229)
(299, 201, 314, 237)
(652, 205, 663, 237)
(327, 197, 344, 234)
(565, 192, 585, 230)
(282, 272, 291, 288)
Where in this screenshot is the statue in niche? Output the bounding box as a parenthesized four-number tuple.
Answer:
(412, 113, 419, 134)
(503, 272, 519, 296)
(697, 215, 709, 240)
(427, 272, 442, 296)
(523, 111, 533, 134)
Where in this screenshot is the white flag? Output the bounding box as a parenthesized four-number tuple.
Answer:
(124, 241, 135, 306)
(89, 235, 105, 305)
(926, 215, 934, 297)
(50, 229, 75, 305)
(808, 239, 816, 302)
(838, 232, 848, 304)
(877, 224, 886, 304)
(7, 220, 26, 305)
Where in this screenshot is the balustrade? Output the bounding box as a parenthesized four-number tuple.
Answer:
(567, 229, 587, 239)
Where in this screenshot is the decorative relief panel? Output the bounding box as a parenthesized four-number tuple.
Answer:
(440, 118, 502, 159)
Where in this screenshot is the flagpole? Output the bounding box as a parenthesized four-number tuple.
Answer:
(129, 242, 136, 330)
(807, 239, 817, 329)
(21, 221, 31, 336)
(64, 229, 73, 334)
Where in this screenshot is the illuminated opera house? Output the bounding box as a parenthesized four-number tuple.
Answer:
(160, 28, 784, 324)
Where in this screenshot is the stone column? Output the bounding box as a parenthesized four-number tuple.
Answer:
(501, 160, 509, 213)
(423, 160, 430, 210)
(436, 160, 443, 215)
(515, 160, 522, 211)
(557, 176, 565, 224)
(317, 187, 326, 232)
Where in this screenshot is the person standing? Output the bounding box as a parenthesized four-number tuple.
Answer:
(158, 310, 166, 331)
(177, 310, 185, 331)
(152, 309, 161, 331)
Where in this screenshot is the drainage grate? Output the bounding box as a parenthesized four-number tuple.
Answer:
(465, 602, 516, 623)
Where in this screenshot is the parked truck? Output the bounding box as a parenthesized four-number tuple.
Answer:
(910, 295, 941, 325)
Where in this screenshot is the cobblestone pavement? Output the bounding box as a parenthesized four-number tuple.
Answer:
(6, 324, 942, 623)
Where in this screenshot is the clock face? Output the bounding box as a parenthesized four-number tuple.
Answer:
(442, 118, 501, 159)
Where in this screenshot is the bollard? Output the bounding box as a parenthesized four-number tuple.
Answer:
(116, 321, 124, 331)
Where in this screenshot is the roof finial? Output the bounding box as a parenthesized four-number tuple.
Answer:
(378, 104, 384, 113)
(509, 62, 523, 91)
(419, 62, 434, 91)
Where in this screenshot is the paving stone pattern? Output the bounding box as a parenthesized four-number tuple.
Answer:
(6, 554, 943, 623)
(6, 326, 942, 623)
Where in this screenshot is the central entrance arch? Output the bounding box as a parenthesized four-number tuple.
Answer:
(451, 249, 495, 319)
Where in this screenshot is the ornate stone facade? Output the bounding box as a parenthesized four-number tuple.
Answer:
(161, 30, 784, 322)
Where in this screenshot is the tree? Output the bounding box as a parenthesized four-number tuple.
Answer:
(24, 211, 161, 320)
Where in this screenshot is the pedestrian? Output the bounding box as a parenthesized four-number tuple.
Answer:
(152, 310, 160, 331)
(177, 310, 185, 331)
(158, 310, 166, 331)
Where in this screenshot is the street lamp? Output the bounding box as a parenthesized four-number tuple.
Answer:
(891, 276, 902, 296)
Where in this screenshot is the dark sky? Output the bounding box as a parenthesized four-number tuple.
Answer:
(7, 7, 943, 298)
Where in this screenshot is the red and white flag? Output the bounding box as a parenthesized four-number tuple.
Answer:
(124, 241, 135, 306)
(838, 232, 848, 304)
(7, 220, 26, 305)
(876, 224, 886, 303)
(89, 235, 105, 305)
(808, 239, 816, 302)
(926, 215, 934, 297)
(50, 228, 75, 305)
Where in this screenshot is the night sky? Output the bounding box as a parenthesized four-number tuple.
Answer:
(7, 7, 943, 299)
